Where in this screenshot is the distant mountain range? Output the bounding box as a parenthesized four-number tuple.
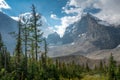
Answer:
(47, 13, 120, 49)
(47, 13, 120, 61)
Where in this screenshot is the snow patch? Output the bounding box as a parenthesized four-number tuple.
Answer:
(98, 21, 110, 26)
(72, 25, 76, 29)
(78, 33, 86, 38)
(66, 28, 71, 33)
(78, 34, 81, 37)
(0, 0, 11, 10)
(71, 42, 75, 45)
(117, 44, 120, 48)
(11, 16, 19, 21)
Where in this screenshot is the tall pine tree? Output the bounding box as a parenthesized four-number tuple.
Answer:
(30, 4, 43, 61)
(108, 53, 116, 80)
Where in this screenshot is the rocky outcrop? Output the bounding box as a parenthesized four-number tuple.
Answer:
(47, 32, 61, 45)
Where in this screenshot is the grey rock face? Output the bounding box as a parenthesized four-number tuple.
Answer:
(62, 13, 120, 49)
(47, 32, 61, 45)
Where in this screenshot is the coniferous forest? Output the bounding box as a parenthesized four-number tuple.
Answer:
(0, 5, 120, 80)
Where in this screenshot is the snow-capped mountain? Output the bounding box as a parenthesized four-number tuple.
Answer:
(48, 13, 120, 59)
(61, 13, 120, 49)
(0, 0, 11, 10)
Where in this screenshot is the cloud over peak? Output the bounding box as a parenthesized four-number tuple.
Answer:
(54, 0, 120, 37)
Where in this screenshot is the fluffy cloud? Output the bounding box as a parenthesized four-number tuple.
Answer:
(94, 0, 120, 25)
(50, 14, 59, 20)
(55, 14, 81, 37)
(41, 16, 54, 37)
(68, 0, 120, 25)
(0, 0, 11, 10)
(55, 0, 120, 36)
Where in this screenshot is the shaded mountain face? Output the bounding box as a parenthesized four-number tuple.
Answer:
(62, 14, 89, 44)
(62, 13, 120, 49)
(88, 21, 120, 49)
(46, 32, 61, 45)
(0, 12, 18, 52)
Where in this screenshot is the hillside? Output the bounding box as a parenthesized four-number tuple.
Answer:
(0, 12, 17, 52)
(53, 55, 102, 68)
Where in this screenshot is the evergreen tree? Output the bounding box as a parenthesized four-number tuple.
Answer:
(99, 60, 104, 75)
(86, 62, 90, 72)
(30, 4, 43, 61)
(0, 33, 4, 51)
(14, 17, 23, 80)
(99, 60, 103, 71)
(116, 65, 120, 79)
(108, 53, 116, 80)
(0, 33, 4, 69)
(42, 38, 48, 69)
(3, 47, 7, 76)
(20, 14, 31, 78)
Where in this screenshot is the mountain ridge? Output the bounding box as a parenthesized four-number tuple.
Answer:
(47, 13, 120, 61)
(0, 12, 18, 52)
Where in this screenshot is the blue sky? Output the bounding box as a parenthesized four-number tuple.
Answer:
(2, 0, 100, 27)
(5, 0, 67, 16)
(3, 0, 68, 26)
(0, 0, 120, 36)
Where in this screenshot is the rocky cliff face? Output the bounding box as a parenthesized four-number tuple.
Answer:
(47, 32, 61, 45)
(62, 13, 120, 49)
(86, 14, 120, 49)
(62, 14, 89, 44)
(88, 22, 120, 49)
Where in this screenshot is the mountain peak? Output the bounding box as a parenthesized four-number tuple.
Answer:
(47, 32, 61, 45)
(81, 13, 110, 26)
(81, 13, 99, 21)
(81, 13, 91, 17)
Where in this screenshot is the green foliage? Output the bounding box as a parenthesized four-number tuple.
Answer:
(30, 4, 43, 61)
(81, 75, 108, 80)
(108, 53, 116, 80)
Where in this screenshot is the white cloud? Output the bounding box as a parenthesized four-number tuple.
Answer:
(55, 0, 120, 36)
(66, 0, 120, 25)
(0, 0, 11, 10)
(50, 14, 59, 20)
(41, 16, 54, 37)
(55, 14, 81, 37)
(94, 0, 120, 25)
